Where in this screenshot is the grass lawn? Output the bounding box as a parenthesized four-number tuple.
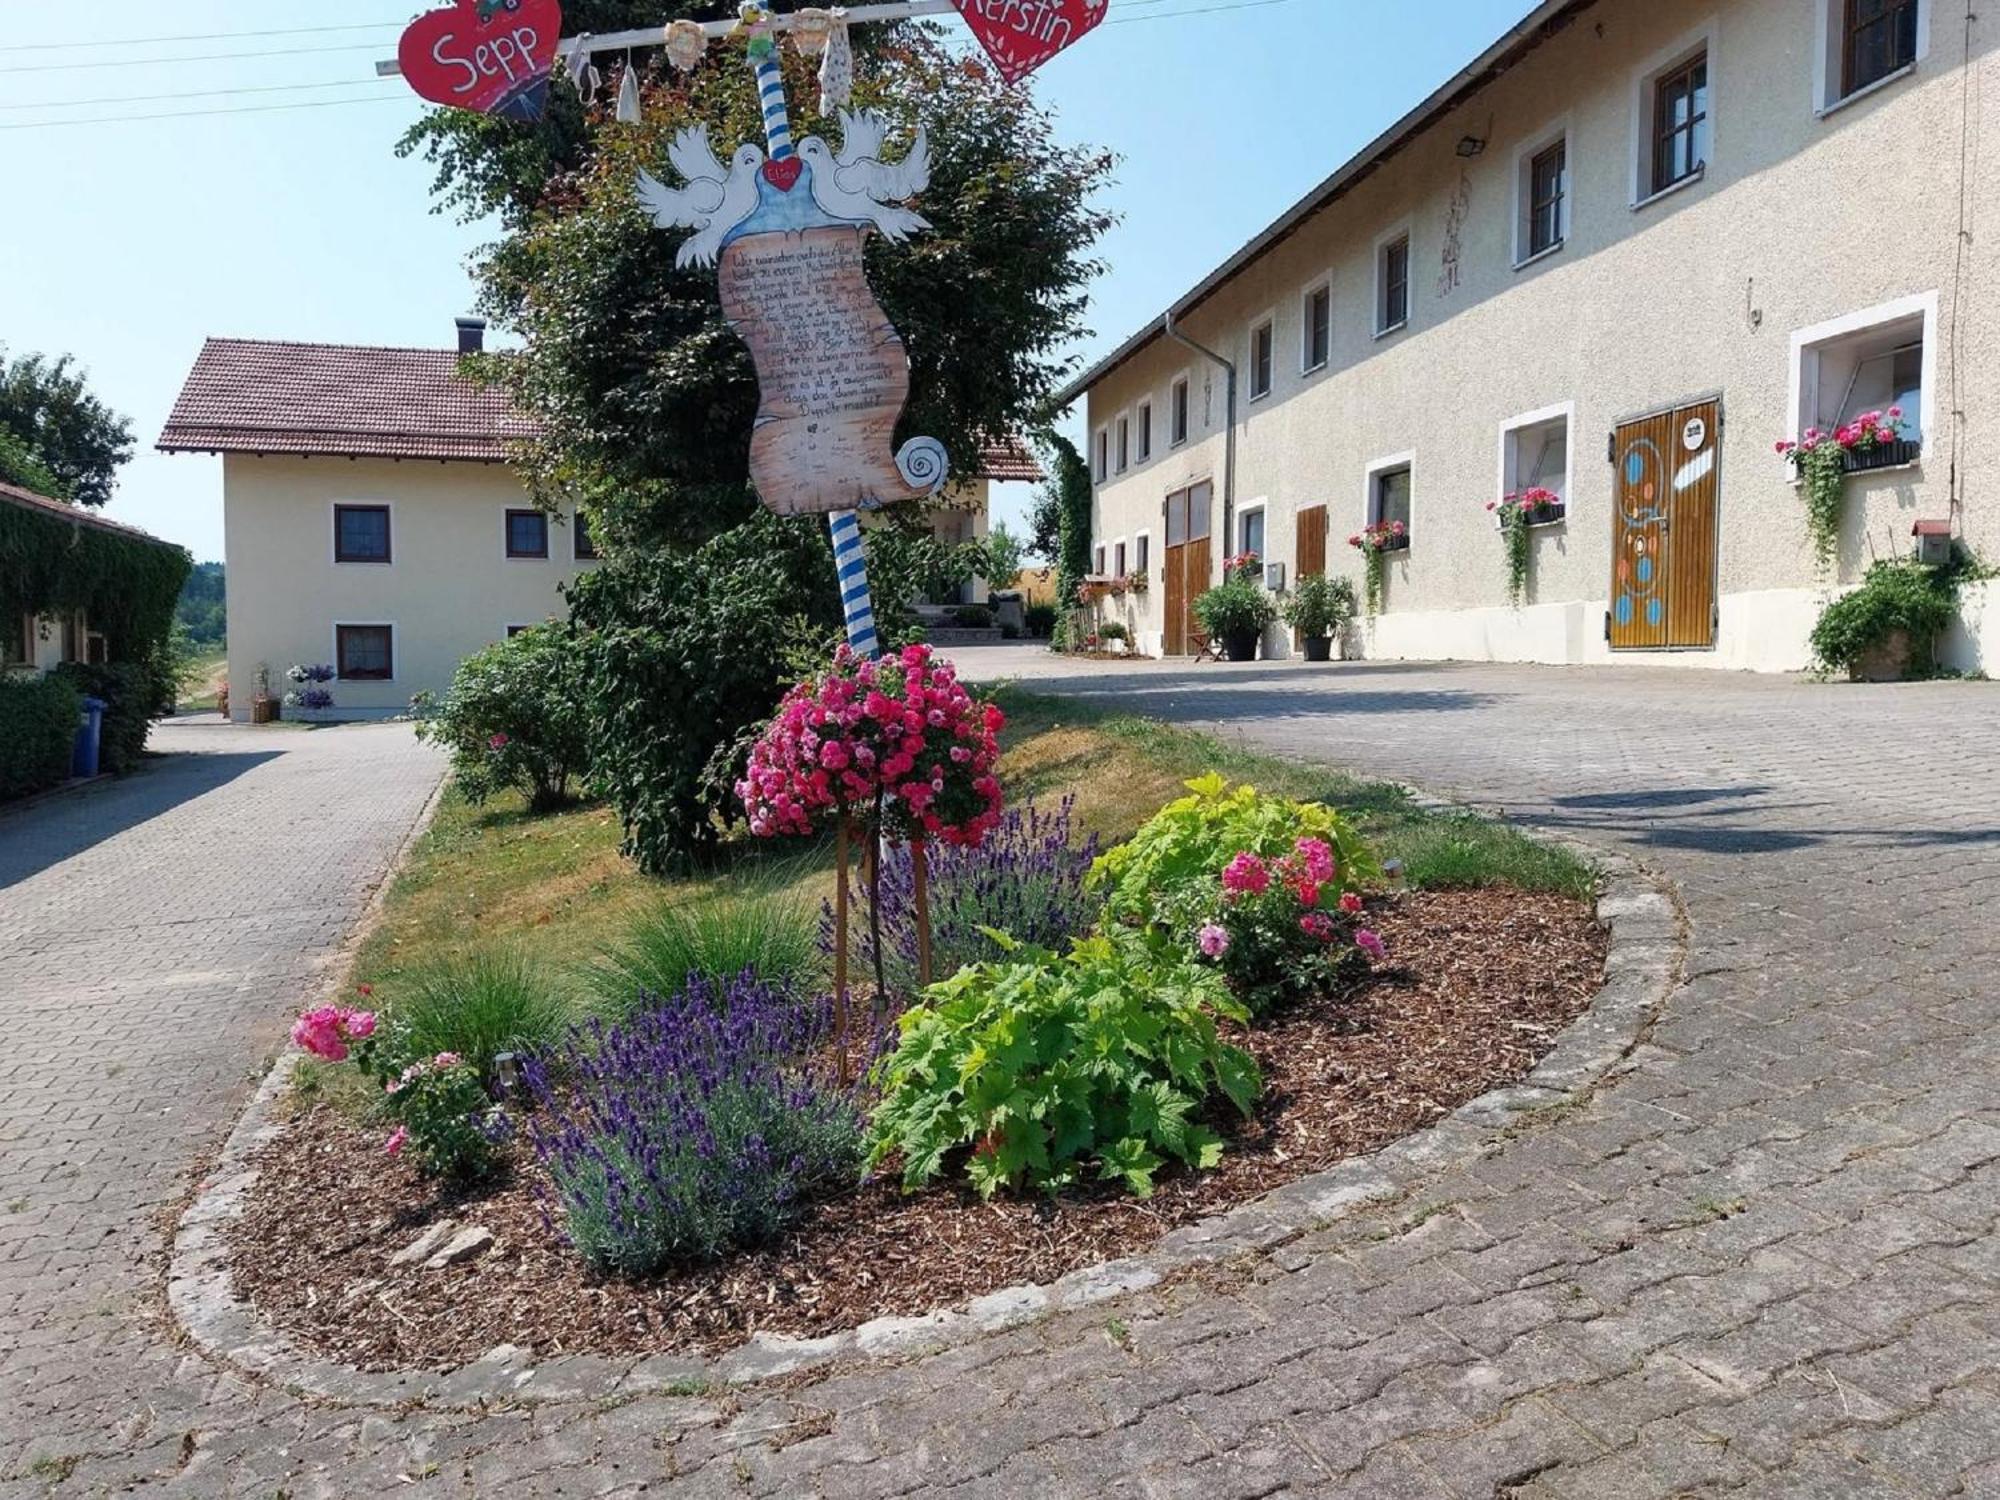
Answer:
(346, 688, 1592, 1016)
(176, 650, 227, 714)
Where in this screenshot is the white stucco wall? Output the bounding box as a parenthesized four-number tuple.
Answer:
(223, 456, 600, 719)
(1084, 0, 1998, 671)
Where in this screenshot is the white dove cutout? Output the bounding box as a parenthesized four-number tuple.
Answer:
(794, 110, 932, 242)
(634, 125, 765, 269)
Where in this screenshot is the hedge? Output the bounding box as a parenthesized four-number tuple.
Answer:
(0, 496, 189, 661)
(0, 673, 81, 801)
(55, 659, 168, 776)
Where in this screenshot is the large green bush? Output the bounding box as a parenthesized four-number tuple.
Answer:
(0, 673, 80, 800)
(867, 931, 1261, 1198)
(55, 658, 169, 775)
(1192, 577, 1275, 640)
(1809, 559, 1959, 676)
(412, 623, 591, 811)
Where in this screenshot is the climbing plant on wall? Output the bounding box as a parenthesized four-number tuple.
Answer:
(0, 498, 190, 658)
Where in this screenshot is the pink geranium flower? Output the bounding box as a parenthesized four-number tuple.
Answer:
(1355, 929, 1387, 961)
(1197, 923, 1231, 957)
(1221, 852, 1271, 896)
(1299, 912, 1336, 941)
(383, 1125, 409, 1157)
(1339, 891, 1364, 915)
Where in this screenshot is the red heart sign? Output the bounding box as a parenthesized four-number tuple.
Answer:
(398, 0, 564, 122)
(951, 0, 1108, 85)
(763, 157, 803, 192)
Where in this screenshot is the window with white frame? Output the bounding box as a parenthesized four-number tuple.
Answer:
(1515, 129, 1568, 263)
(1093, 543, 1106, 574)
(1248, 318, 1274, 400)
(1368, 459, 1413, 541)
(1375, 232, 1410, 335)
(1634, 32, 1712, 202)
(1093, 428, 1108, 482)
(1135, 532, 1151, 576)
(1301, 283, 1331, 372)
(1239, 505, 1265, 561)
(1821, 0, 1923, 107)
(1116, 413, 1130, 473)
(1114, 539, 1127, 576)
(1790, 293, 1933, 458)
(1170, 375, 1190, 445)
(1500, 405, 1572, 515)
(1137, 399, 1153, 461)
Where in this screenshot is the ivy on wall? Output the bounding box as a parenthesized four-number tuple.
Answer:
(0, 496, 190, 658)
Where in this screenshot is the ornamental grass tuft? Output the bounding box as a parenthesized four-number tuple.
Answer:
(587, 887, 822, 1020)
(388, 947, 574, 1088)
(524, 973, 863, 1275)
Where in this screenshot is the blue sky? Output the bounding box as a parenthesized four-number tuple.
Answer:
(3, 0, 1528, 561)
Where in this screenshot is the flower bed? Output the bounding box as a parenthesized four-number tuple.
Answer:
(229, 887, 1603, 1369)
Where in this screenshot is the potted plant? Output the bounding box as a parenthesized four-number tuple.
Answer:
(282, 663, 337, 721)
(1808, 557, 1957, 681)
(1486, 488, 1562, 607)
(1099, 620, 1130, 655)
(1193, 575, 1275, 662)
(250, 663, 279, 724)
(1281, 574, 1357, 662)
(1347, 521, 1407, 616)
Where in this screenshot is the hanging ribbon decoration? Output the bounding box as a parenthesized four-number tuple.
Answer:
(732, 2, 880, 659)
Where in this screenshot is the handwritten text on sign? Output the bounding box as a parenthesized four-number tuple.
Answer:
(951, 0, 1108, 85)
(719, 227, 931, 516)
(397, 0, 563, 121)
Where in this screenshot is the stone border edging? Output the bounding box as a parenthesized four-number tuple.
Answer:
(168, 827, 1682, 1411)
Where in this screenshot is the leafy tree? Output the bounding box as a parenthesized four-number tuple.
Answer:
(0, 349, 134, 507)
(175, 561, 226, 648)
(1026, 482, 1061, 564)
(984, 519, 1026, 587)
(0, 430, 62, 498)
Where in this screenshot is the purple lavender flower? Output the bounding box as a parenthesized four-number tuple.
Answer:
(524, 971, 862, 1275)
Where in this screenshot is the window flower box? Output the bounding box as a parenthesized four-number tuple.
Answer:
(1842, 437, 1921, 474)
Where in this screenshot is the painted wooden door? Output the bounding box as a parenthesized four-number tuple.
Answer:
(1162, 481, 1214, 656)
(1609, 399, 1719, 650)
(1293, 504, 1328, 650)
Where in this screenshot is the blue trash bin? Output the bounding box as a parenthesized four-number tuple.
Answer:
(72, 695, 107, 778)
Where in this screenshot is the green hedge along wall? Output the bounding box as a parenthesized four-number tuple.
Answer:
(0, 674, 82, 800)
(0, 498, 190, 659)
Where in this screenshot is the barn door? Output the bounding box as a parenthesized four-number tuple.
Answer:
(1293, 504, 1327, 649)
(1609, 398, 1719, 650)
(1162, 481, 1214, 656)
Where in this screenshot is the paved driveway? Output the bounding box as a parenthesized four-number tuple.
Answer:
(7, 663, 2000, 1497)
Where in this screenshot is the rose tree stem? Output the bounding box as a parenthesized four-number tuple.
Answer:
(833, 818, 851, 1085)
(911, 839, 933, 988)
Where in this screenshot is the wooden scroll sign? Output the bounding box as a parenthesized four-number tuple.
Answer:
(636, 112, 947, 514)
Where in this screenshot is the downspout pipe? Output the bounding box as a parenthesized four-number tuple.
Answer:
(1162, 310, 1236, 578)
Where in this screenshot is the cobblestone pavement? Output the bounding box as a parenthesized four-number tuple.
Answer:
(9, 661, 2000, 1497)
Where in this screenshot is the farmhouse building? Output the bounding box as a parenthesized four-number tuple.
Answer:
(1064, 0, 1997, 671)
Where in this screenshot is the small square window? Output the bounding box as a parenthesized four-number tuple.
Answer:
(1649, 51, 1709, 196)
(1137, 401, 1153, 462)
(1170, 378, 1190, 446)
(1503, 412, 1570, 511)
(506, 509, 549, 559)
(1371, 465, 1412, 535)
(1843, 0, 1919, 96)
(1302, 285, 1331, 372)
(1239, 508, 1265, 560)
(334, 504, 391, 563)
(1248, 320, 1274, 400)
(506, 623, 534, 638)
(1377, 236, 1410, 334)
(336, 624, 394, 681)
(573, 512, 600, 560)
(1794, 304, 1926, 464)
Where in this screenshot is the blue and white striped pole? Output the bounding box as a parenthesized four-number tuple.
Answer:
(741, 3, 877, 659)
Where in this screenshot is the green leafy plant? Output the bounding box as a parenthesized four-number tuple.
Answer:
(54, 659, 174, 775)
(1346, 522, 1406, 616)
(949, 603, 994, 628)
(1099, 619, 1130, 643)
(1488, 489, 1559, 608)
(867, 931, 1261, 1198)
(411, 622, 591, 812)
(1280, 573, 1357, 641)
(1024, 601, 1057, 638)
(587, 886, 822, 1019)
(0, 673, 81, 801)
(386, 947, 575, 1087)
(1808, 557, 1960, 677)
(1091, 772, 1379, 935)
(1191, 576, 1275, 639)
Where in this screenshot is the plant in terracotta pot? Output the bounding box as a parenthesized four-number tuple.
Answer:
(1281, 574, 1357, 662)
(1193, 575, 1275, 662)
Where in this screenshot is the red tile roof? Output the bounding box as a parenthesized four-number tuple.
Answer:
(0, 481, 181, 550)
(977, 439, 1044, 483)
(158, 337, 534, 463)
(159, 335, 1045, 481)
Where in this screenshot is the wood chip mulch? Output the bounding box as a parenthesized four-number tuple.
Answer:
(225, 888, 1603, 1371)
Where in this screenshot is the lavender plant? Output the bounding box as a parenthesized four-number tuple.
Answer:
(523, 972, 862, 1275)
(819, 797, 1102, 994)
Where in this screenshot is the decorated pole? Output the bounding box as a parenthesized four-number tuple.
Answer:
(738, 4, 880, 660)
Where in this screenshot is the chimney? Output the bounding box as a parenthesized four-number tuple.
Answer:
(454, 316, 487, 354)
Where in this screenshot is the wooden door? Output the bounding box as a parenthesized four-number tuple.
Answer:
(1609, 399, 1719, 650)
(1161, 481, 1214, 656)
(1293, 504, 1328, 649)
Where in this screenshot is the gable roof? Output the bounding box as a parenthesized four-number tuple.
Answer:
(158, 337, 534, 463)
(0, 480, 180, 550)
(160, 335, 1045, 482)
(1053, 0, 1592, 408)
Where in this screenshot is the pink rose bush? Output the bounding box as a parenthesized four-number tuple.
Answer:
(290, 988, 507, 1180)
(1192, 834, 1387, 1012)
(738, 643, 1006, 848)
